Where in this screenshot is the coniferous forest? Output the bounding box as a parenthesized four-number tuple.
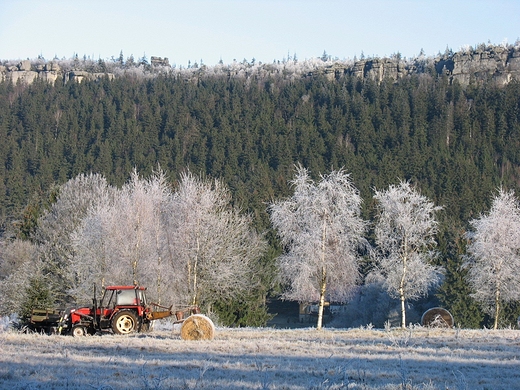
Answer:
(1, 62, 520, 328)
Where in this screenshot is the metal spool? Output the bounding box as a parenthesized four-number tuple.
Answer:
(421, 307, 454, 328)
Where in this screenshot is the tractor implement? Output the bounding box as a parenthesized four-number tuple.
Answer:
(28, 308, 63, 334)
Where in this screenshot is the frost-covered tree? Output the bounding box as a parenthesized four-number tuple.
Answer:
(0, 239, 40, 316)
(165, 171, 267, 312)
(141, 169, 172, 304)
(464, 188, 520, 329)
(69, 201, 115, 301)
(372, 181, 442, 328)
(69, 168, 172, 303)
(269, 166, 366, 330)
(6, 168, 266, 321)
(35, 173, 113, 303)
(109, 169, 167, 287)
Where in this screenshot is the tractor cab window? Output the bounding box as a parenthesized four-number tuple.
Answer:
(101, 289, 116, 309)
(137, 290, 146, 306)
(116, 289, 138, 306)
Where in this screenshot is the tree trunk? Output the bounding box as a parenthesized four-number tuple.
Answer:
(400, 239, 408, 329)
(191, 233, 200, 306)
(188, 219, 201, 306)
(494, 284, 500, 330)
(155, 225, 162, 305)
(400, 291, 406, 329)
(317, 220, 327, 330)
(317, 268, 326, 330)
(156, 258, 162, 305)
(133, 213, 142, 286)
(132, 234, 139, 286)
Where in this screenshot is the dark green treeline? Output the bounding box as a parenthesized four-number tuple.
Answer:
(1, 72, 520, 326)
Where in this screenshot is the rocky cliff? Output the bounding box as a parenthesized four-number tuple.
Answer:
(436, 45, 520, 85)
(0, 60, 61, 84)
(0, 59, 115, 84)
(314, 45, 520, 85)
(1, 45, 519, 86)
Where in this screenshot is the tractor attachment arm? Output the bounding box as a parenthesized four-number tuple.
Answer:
(146, 302, 201, 323)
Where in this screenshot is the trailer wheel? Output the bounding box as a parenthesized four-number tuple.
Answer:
(112, 310, 138, 335)
(72, 325, 87, 337)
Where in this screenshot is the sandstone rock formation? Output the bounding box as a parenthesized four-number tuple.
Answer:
(1, 46, 519, 86)
(0, 59, 114, 84)
(307, 45, 520, 86)
(64, 70, 115, 83)
(151, 56, 170, 67)
(436, 45, 520, 85)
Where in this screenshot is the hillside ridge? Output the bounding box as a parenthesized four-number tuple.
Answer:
(1, 43, 520, 86)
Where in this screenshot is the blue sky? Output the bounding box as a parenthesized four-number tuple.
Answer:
(1, 0, 519, 66)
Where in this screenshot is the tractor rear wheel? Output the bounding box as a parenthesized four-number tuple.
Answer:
(112, 310, 138, 335)
(72, 325, 87, 337)
(180, 314, 215, 340)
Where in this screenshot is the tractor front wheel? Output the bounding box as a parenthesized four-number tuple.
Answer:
(112, 310, 138, 335)
(72, 325, 87, 337)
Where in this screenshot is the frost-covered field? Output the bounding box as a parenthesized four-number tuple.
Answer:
(1, 324, 519, 389)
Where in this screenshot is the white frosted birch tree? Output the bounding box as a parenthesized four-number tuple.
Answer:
(372, 181, 442, 329)
(35, 173, 113, 303)
(69, 201, 116, 301)
(269, 166, 366, 330)
(69, 168, 173, 304)
(165, 170, 267, 312)
(141, 169, 172, 304)
(110, 169, 171, 292)
(464, 188, 520, 329)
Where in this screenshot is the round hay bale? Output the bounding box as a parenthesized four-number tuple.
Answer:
(421, 307, 454, 328)
(180, 314, 215, 340)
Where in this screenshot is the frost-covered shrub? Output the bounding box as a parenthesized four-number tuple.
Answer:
(0, 314, 18, 333)
(341, 277, 395, 328)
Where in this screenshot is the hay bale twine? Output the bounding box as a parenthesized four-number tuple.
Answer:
(421, 307, 454, 328)
(180, 314, 215, 340)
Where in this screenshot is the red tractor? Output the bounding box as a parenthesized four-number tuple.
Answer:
(30, 285, 215, 340)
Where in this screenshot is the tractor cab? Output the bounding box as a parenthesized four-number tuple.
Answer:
(101, 286, 147, 309)
(94, 286, 149, 334)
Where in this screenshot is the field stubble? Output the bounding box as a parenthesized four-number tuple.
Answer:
(0, 325, 519, 389)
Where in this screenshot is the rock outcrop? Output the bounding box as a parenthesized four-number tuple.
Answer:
(0, 59, 113, 84)
(436, 45, 520, 85)
(306, 45, 520, 86)
(351, 58, 410, 82)
(0, 60, 60, 83)
(64, 70, 114, 83)
(150, 56, 170, 67)
(1, 46, 519, 86)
